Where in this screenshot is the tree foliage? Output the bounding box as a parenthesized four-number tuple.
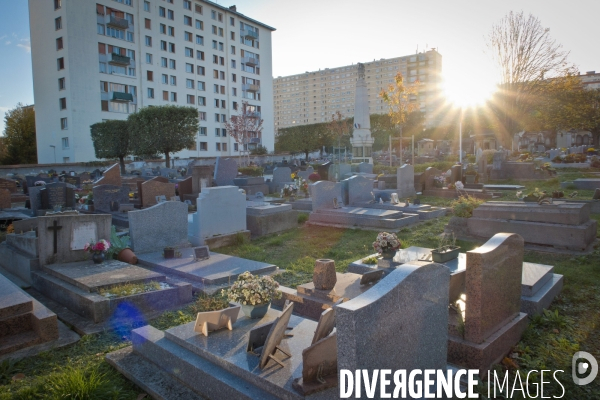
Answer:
(90, 119, 131, 174)
(379, 72, 420, 129)
(275, 122, 332, 160)
(2, 103, 37, 165)
(487, 11, 576, 142)
(224, 101, 264, 165)
(128, 105, 198, 167)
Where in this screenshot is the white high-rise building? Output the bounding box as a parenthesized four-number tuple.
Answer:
(29, 0, 275, 164)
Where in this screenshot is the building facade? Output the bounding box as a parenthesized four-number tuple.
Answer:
(273, 49, 443, 133)
(581, 71, 600, 90)
(29, 0, 275, 164)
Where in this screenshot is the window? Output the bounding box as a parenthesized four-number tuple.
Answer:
(126, 31, 134, 42)
(232, 87, 237, 96)
(211, 10, 216, 20)
(218, 42, 224, 51)
(160, 23, 166, 34)
(56, 37, 63, 50)
(196, 50, 204, 60)
(221, 114, 226, 122)
(168, 26, 175, 36)
(213, 84, 219, 93)
(187, 94, 195, 104)
(212, 26, 217, 35)
(198, 81, 205, 90)
(185, 63, 193, 73)
(63, 157, 70, 163)
(61, 137, 69, 149)
(232, 73, 236, 82)
(171, 92, 177, 102)
(161, 57, 167, 67)
(55, 17, 62, 30)
(170, 75, 176, 85)
(161, 74, 168, 84)
(145, 18, 151, 29)
(216, 143, 221, 151)
(185, 47, 193, 57)
(198, 96, 206, 105)
(222, 143, 227, 151)
(197, 66, 205, 75)
(231, 45, 235, 55)
(195, 4, 203, 14)
(99, 62, 106, 73)
(169, 42, 175, 53)
(58, 78, 65, 90)
(159, 7, 165, 17)
(212, 55, 218, 64)
(60, 117, 68, 129)
(196, 20, 203, 30)
(218, 13, 223, 22)
(59, 97, 67, 110)
(147, 70, 154, 81)
(218, 27, 223, 37)
(200, 141, 207, 151)
(196, 35, 204, 45)
(163, 90, 168, 100)
(144, 1, 150, 12)
(231, 59, 236, 69)
(221, 100, 226, 108)
(186, 79, 194, 89)
(184, 16, 192, 26)
(146, 53, 153, 64)
(57, 57, 64, 70)
(97, 24, 105, 35)
(199, 127, 207, 135)
(230, 17, 235, 26)
(219, 71, 225, 80)
(54, 0, 61, 10)
(101, 100, 109, 111)
(214, 99, 220, 108)
(214, 113, 219, 122)
(234, 143, 239, 151)
(230, 31, 235, 40)
(215, 127, 220, 136)
(148, 88, 154, 98)
(213, 69, 218, 78)
(199, 111, 206, 120)
(160, 40, 167, 50)
(183, 0, 191, 10)
(145, 36, 152, 46)
(167, 9, 174, 20)
(184, 31, 192, 41)
(169, 59, 176, 69)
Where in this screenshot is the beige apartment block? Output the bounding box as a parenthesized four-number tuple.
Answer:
(273, 49, 443, 133)
(29, 0, 275, 163)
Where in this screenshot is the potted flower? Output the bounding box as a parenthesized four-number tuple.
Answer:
(106, 226, 137, 264)
(372, 232, 402, 260)
(84, 239, 111, 264)
(295, 177, 309, 198)
(222, 271, 282, 319)
(431, 233, 460, 263)
(281, 183, 298, 199)
(464, 164, 477, 184)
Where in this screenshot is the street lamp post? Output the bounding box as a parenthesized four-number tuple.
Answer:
(459, 107, 463, 164)
(49, 145, 56, 163)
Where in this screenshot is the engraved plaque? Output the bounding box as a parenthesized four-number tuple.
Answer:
(70, 222, 98, 250)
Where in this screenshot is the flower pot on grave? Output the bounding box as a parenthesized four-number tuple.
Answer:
(241, 302, 271, 319)
(431, 246, 460, 263)
(380, 249, 396, 260)
(117, 248, 138, 264)
(92, 252, 105, 264)
(163, 248, 175, 259)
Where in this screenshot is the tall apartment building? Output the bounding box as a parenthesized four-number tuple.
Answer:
(29, 0, 275, 164)
(273, 49, 442, 132)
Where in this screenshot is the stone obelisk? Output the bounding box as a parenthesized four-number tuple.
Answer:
(350, 63, 374, 163)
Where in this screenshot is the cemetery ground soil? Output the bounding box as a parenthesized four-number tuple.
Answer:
(1, 170, 600, 399)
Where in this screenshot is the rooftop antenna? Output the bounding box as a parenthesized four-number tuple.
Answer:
(416, 44, 419, 54)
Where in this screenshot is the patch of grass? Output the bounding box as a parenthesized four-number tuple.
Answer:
(297, 212, 309, 224)
(98, 281, 161, 298)
(46, 364, 131, 400)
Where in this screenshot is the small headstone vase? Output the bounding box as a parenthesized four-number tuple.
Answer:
(92, 252, 105, 264)
(241, 302, 270, 319)
(381, 249, 396, 260)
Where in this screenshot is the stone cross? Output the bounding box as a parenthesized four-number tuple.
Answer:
(47, 220, 62, 254)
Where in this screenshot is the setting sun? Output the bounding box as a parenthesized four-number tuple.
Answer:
(442, 68, 498, 108)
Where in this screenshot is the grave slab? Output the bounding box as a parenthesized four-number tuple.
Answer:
(472, 201, 590, 226)
(308, 206, 419, 230)
(137, 247, 277, 285)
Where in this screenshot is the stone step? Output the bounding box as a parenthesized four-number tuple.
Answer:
(0, 330, 41, 356)
(0, 274, 33, 319)
(522, 263, 554, 297)
(0, 312, 32, 338)
(521, 274, 564, 316)
(472, 201, 590, 225)
(128, 326, 281, 400)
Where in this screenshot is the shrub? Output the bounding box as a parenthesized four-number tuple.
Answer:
(466, 154, 476, 163)
(591, 159, 600, 169)
(482, 149, 496, 163)
(451, 195, 484, 218)
(552, 156, 563, 163)
(297, 213, 309, 224)
(238, 166, 263, 176)
(249, 145, 268, 155)
(308, 173, 321, 182)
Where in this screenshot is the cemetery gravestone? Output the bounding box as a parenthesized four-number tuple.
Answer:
(141, 177, 175, 208)
(0, 188, 11, 209)
(311, 181, 343, 211)
(317, 161, 332, 181)
(92, 185, 130, 212)
(129, 201, 189, 254)
(191, 165, 213, 194)
(344, 175, 374, 206)
(476, 148, 483, 162)
(397, 164, 416, 197)
(357, 162, 373, 174)
(177, 176, 193, 199)
(478, 156, 488, 183)
(272, 167, 292, 184)
(93, 163, 121, 187)
(296, 166, 314, 181)
(450, 165, 462, 183)
(0, 178, 17, 193)
(213, 158, 238, 186)
(40, 183, 75, 210)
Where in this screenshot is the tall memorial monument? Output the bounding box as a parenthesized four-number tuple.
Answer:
(350, 63, 375, 164)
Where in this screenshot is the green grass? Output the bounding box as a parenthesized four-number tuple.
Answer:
(1, 169, 599, 398)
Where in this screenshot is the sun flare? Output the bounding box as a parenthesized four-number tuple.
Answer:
(442, 72, 498, 108)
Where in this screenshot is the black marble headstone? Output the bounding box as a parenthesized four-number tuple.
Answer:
(318, 161, 332, 181)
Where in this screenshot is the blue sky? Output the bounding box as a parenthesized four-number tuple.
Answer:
(1, 0, 599, 133)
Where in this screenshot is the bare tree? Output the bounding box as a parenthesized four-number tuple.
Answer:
(225, 101, 264, 166)
(487, 11, 576, 143)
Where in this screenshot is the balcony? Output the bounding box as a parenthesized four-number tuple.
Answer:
(250, 137, 261, 144)
(112, 92, 133, 102)
(109, 53, 131, 65)
(243, 56, 259, 67)
(108, 15, 129, 29)
(247, 111, 261, 119)
(241, 29, 258, 39)
(243, 83, 260, 93)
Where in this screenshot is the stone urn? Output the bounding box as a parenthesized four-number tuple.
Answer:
(313, 259, 337, 290)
